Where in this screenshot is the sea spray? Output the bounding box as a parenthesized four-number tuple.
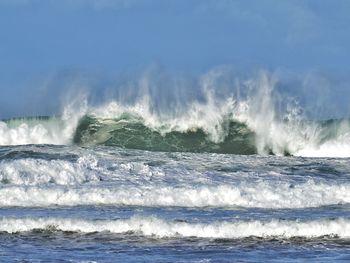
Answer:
(0, 93, 88, 146)
(1, 70, 350, 157)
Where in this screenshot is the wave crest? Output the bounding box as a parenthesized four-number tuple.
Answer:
(73, 114, 257, 154)
(1, 71, 350, 157)
(2, 216, 350, 239)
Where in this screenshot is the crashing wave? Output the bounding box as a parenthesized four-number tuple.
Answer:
(1, 72, 350, 157)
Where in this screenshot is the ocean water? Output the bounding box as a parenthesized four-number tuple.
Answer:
(1, 78, 350, 262)
(0, 145, 350, 262)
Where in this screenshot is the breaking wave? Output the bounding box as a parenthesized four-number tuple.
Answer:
(1, 216, 350, 239)
(1, 71, 350, 157)
(73, 115, 256, 154)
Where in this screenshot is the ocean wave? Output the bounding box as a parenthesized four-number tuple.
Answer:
(73, 115, 257, 154)
(0, 180, 349, 208)
(1, 216, 349, 239)
(0, 96, 86, 146)
(1, 72, 350, 157)
(0, 117, 69, 145)
(3, 113, 350, 158)
(0, 155, 101, 185)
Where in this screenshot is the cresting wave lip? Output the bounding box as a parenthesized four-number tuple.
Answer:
(73, 113, 350, 157)
(0, 181, 349, 208)
(2, 69, 350, 157)
(1, 112, 350, 157)
(73, 115, 257, 154)
(2, 113, 350, 157)
(1, 216, 350, 239)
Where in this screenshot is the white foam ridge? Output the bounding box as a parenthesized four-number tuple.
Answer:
(0, 96, 86, 146)
(0, 118, 68, 145)
(1, 216, 350, 238)
(0, 180, 349, 208)
(0, 155, 101, 185)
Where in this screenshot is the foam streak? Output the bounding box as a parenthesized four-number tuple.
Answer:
(1, 216, 349, 239)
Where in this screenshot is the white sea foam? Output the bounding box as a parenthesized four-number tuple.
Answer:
(0, 180, 349, 208)
(0, 119, 68, 145)
(295, 131, 350, 158)
(0, 96, 87, 146)
(1, 216, 349, 238)
(0, 155, 101, 185)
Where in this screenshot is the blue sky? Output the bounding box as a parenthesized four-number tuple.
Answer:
(0, 0, 350, 118)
